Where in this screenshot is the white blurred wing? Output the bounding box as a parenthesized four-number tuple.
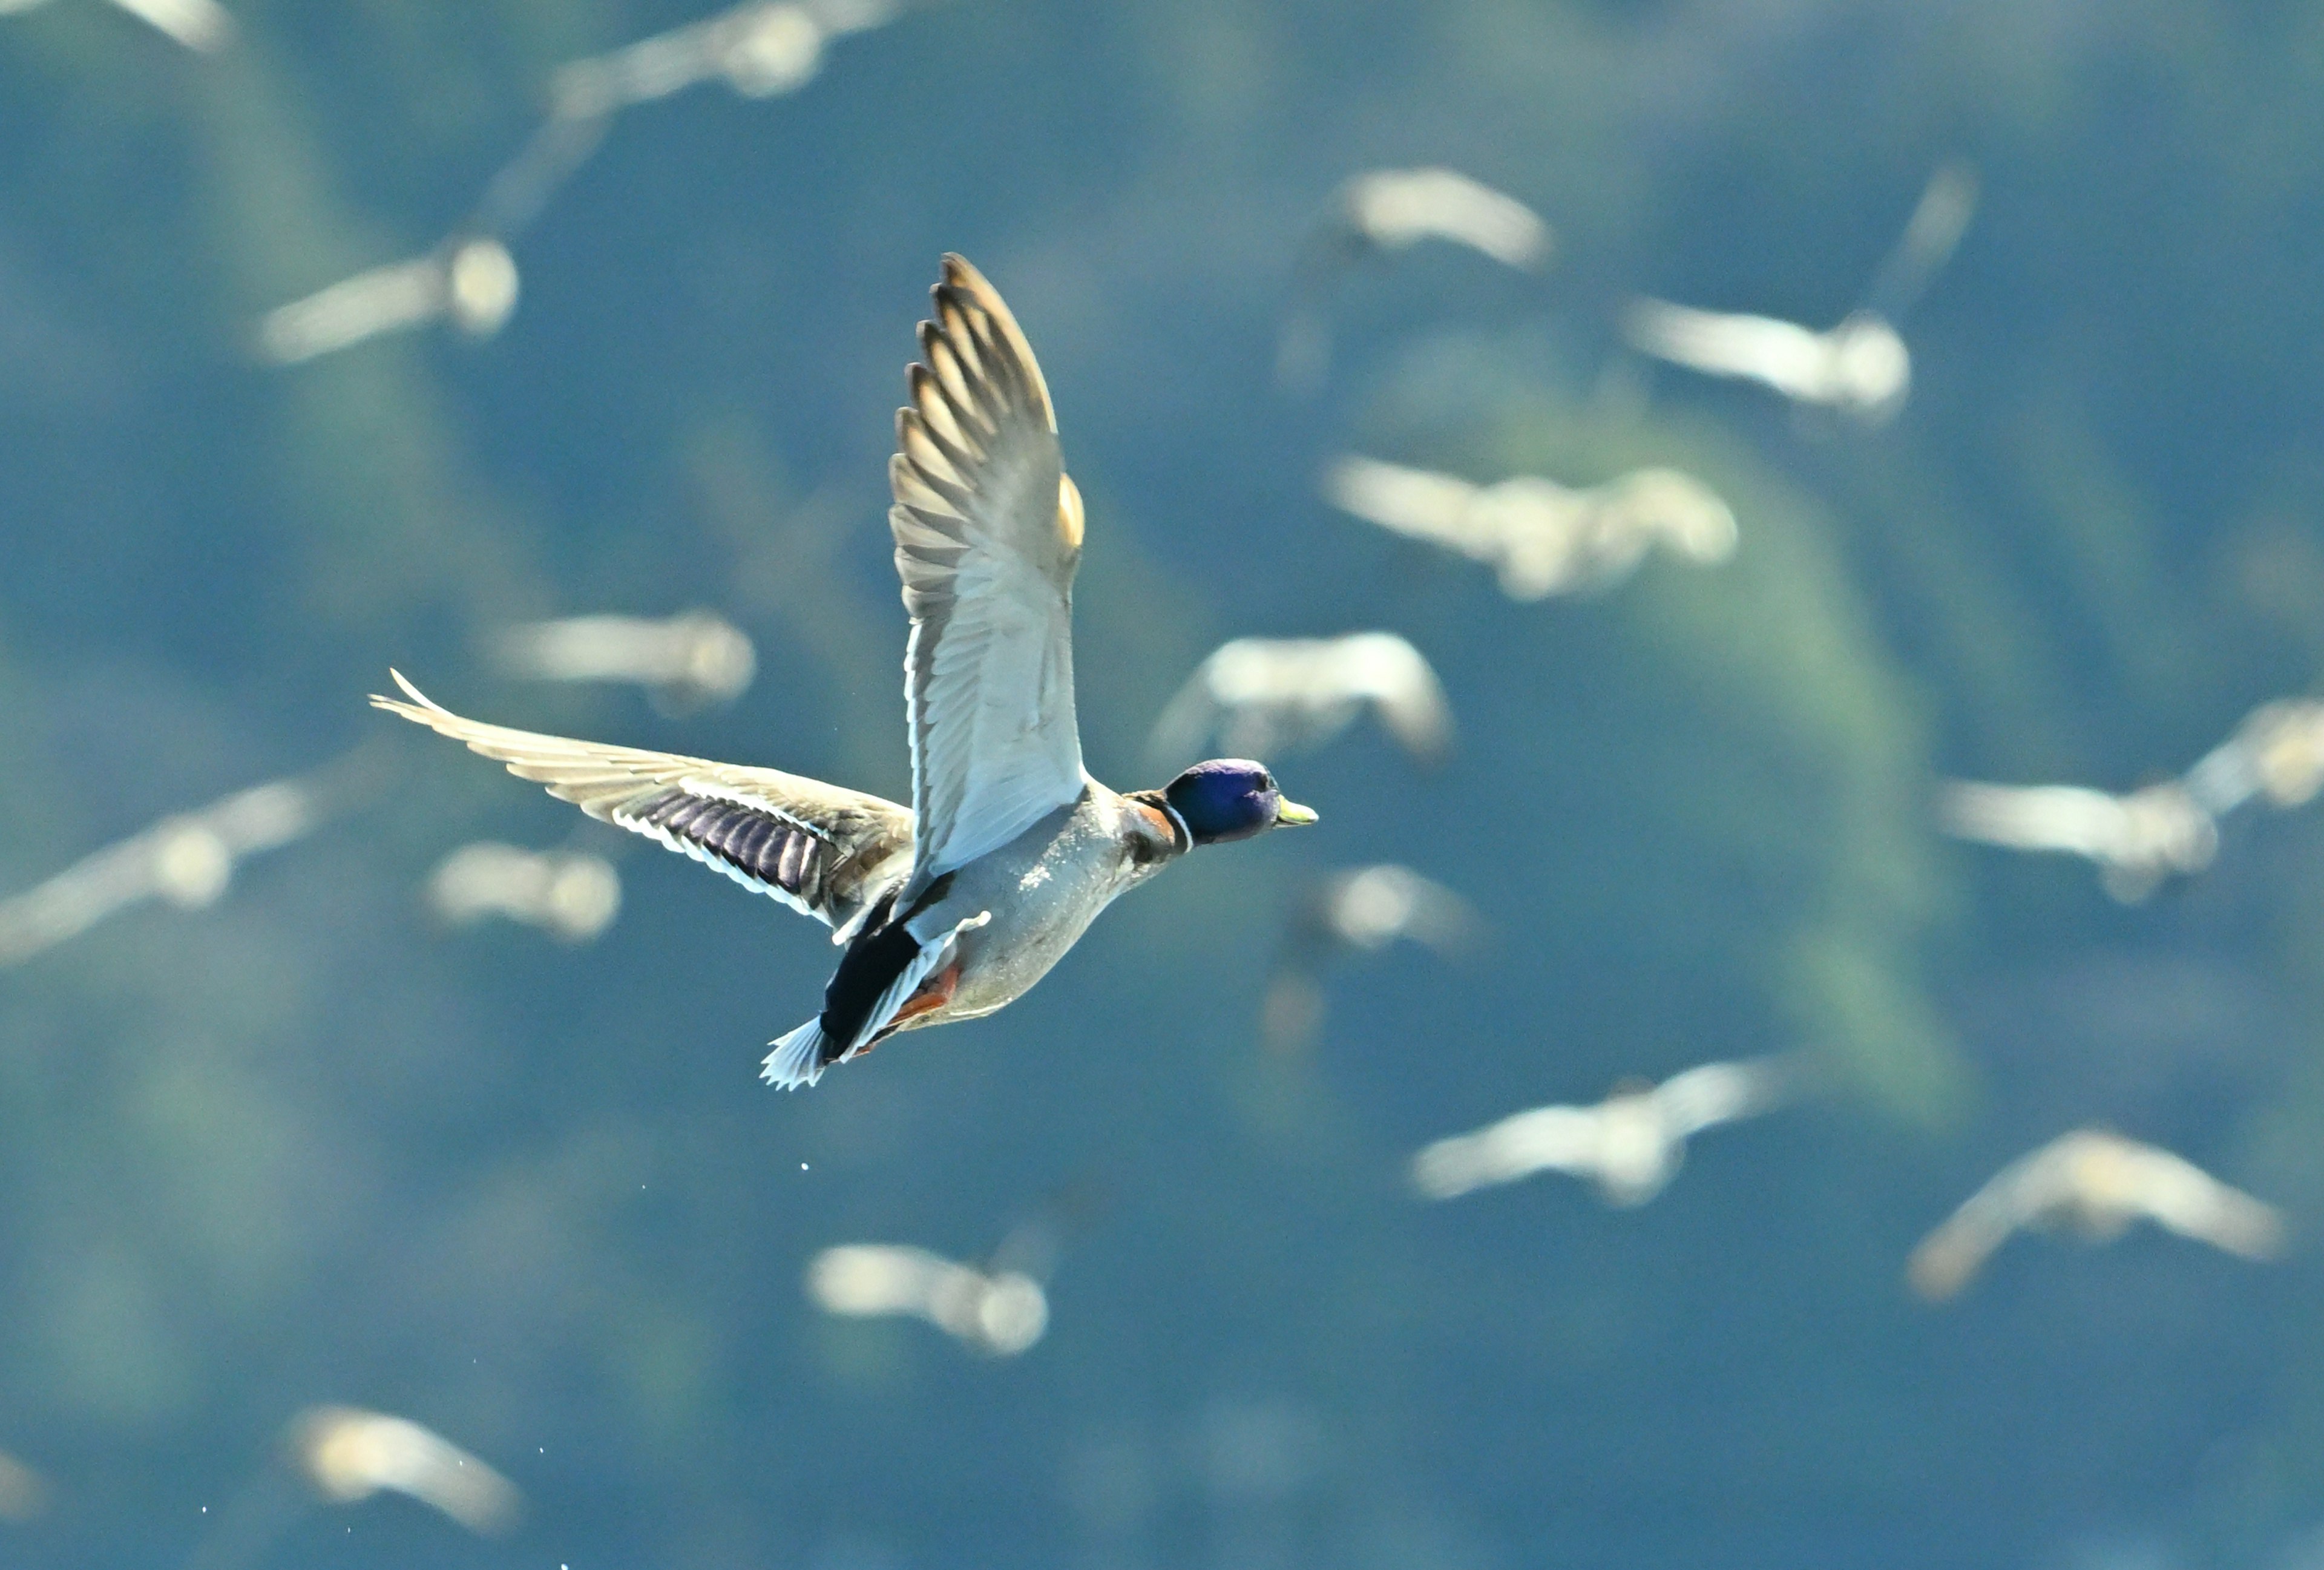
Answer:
(1622, 298, 1835, 401)
(1320, 455, 1486, 553)
(1340, 634, 1454, 759)
(110, 0, 234, 50)
(1342, 168, 1553, 269)
(1905, 1145, 2071, 1301)
(1865, 160, 1978, 322)
(1411, 1105, 1602, 1199)
(1650, 1057, 1790, 1138)
(373, 674, 911, 931)
(890, 255, 1086, 888)
(1935, 780, 2130, 861)
(2119, 1145, 2287, 1260)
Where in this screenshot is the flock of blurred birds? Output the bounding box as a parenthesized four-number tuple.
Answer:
(0, 0, 2305, 1550)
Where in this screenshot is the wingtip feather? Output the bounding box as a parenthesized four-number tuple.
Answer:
(763, 1020, 829, 1089)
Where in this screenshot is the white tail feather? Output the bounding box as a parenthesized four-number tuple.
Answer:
(762, 1019, 828, 1089)
(763, 910, 992, 1090)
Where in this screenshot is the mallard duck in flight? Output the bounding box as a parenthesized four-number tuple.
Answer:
(375, 255, 1318, 1087)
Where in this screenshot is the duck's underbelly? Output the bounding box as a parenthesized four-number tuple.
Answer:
(896, 799, 1144, 1030)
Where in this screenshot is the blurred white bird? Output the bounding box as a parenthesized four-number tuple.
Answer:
(1149, 633, 1453, 766)
(1907, 1128, 2287, 1301)
(1621, 301, 1909, 424)
(1411, 1057, 1796, 1207)
(287, 1405, 521, 1536)
(551, 0, 900, 116)
(1263, 864, 1481, 1053)
(1935, 778, 2217, 903)
(0, 774, 335, 965)
(474, 0, 906, 236)
(257, 237, 519, 365)
(0, 0, 234, 52)
(488, 609, 757, 712)
(806, 1243, 1049, 1356)
(1620, 161, 1975, 425)
(1321, 453, 1737, 599)
(2182, 697, 2324, 816)
(425, 842, 621, 942)
(1321, 166, 1554, 271)
(258, 0, 907, 364)
(1278, 166, 1552, 390)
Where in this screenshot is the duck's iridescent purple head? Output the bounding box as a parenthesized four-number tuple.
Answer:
(1163, 759, 1319, 847)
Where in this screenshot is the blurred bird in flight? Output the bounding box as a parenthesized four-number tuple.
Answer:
(0, 751, 377, 965)
(258, 237, 518, 366)
(1149, 633, 1453, 766)
(1935, 777, 2217, 903)
(806, 1241, 1050, 1356)
(1321, 453, 1737, 600)
(0, 0, 232, 52)
(378, 256, 1317, 1088)
(287, 1405, 520, 1535)
(255, 0, 906, 364)
(1906, 1128, 2287, 1301)
(425, 842, 622, 943)
(1411, 1057, 1796, 1207)
(1620, 160, 1976, 425)
(1278, 166, 1552, 391)
(1262, 864, 1480, 1054)
(488, 609, 757, 712)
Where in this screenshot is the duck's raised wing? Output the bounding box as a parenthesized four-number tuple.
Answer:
(373, 672, 911, 932)
(889, 255, 1087, 892)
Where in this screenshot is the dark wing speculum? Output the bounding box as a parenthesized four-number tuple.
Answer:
(373, 671, 912, 933)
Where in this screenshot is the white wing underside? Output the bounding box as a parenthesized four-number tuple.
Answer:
(890, 256, 1087, 892)
(1624, 300, 1833, 400)
(1652, 1059, 1788, 1137)
(1411, 1105, 1602, 1198)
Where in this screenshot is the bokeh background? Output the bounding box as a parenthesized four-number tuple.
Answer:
(6, 1, 2324, 1566)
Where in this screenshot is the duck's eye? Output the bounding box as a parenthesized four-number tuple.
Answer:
(1261, 772, 1276, 791)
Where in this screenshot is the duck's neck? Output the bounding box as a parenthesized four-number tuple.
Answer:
(1123, 789, 1193, 861)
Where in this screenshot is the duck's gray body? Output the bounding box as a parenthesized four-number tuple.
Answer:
(374, 255, 1313, 1089)
(881, 784, 1182, 1033)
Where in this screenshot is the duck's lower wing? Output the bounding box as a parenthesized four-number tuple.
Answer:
(373, 671, 912, 933)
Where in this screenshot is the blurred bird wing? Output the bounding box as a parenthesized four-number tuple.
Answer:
(1385, 870, 1484, 956)
(1934, 780, 2130, 861)
(1651, 1057, 1789, 1137)
(1864, 160, 1978, 322)
(372, 673, 911, 931)
(197, 780, 318, 854)
(110, 0, 234, 51)
(0, 834, 159, 964)
(1622, 298, 1835, 401)
(1905, 1146, 2067, 1300)
(1343, 168, 1553, 269)
(2182, 730, 2261, 816)
(1151, 640, 1328, 763)
(1321, 455, 1488, 552)
(1342, 634, 1454, 758)
(2118, 1145, 2288, 1258)
(1412, 1105, 1601, 1198)
(890, 255, 1086, 889)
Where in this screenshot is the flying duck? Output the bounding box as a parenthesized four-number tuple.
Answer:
(375, 255, 1318, 1087)
(1906, 1128, 2286, 1301)
(1410, 1056, 1797, 1208)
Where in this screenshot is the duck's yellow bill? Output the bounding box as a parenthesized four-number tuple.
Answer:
(1274, 799, 1319, 827)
